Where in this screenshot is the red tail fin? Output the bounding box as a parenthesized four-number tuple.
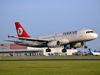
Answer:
(15, 22, 30, 37)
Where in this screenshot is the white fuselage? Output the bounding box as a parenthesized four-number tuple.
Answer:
(17, 29, 98, 48)
(92, 52, 100, 56)
(36, 29, 97, 43)
(89, 51, 100, 56)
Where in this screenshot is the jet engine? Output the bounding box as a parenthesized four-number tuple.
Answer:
(70, 42, 86, 48)
(47, 40, 60, 47)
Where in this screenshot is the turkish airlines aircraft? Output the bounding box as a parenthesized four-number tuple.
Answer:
(5, 22, 98, 52)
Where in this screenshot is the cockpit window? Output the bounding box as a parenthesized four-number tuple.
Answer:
(86, 31, 93, 33)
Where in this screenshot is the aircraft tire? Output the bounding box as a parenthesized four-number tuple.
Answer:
(62, 49, 67, 52)
(46, 49, 51, 52)
(84, 46, 87, 48)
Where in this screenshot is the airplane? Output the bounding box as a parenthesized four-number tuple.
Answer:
(5, 22, 98, 52)
(88, 48, 100, 56)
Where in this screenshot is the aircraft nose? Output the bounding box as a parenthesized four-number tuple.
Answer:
(94, 33, 98, 39)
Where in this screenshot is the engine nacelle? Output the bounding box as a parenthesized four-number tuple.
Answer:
(47, 40, 60, 47)
(70, 42, 86, 48)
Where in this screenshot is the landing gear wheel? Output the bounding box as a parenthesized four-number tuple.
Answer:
(46, 49, 51, 52)
(62, 49, 67, 52)
(84, 46, 87, 49)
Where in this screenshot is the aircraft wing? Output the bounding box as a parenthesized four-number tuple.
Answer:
(8, 36, 51, 42)
(20, 38, 51, 42)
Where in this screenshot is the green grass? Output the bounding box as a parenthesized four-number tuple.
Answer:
(0, 56, 100, 59)
(0, 61, 100, 75)
(0, 56, 100, 75)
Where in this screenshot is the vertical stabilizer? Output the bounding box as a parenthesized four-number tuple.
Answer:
(15, 22, 30, 37)
(88, 48, 93, 55)
(88, 48, 91, 52)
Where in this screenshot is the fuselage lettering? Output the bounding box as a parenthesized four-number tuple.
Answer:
(63, 31, 77, 35)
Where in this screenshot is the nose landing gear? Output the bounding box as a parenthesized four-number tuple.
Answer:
(84, 46, 87, 49)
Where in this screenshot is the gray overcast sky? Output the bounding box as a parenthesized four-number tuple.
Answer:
(0, 0, 100, 51)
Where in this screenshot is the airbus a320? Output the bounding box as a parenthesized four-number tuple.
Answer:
(5, 22, 98, 52)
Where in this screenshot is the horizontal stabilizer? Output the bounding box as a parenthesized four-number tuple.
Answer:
(4, 40, 22, 43)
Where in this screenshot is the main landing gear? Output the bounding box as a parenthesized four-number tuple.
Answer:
(62, 49, 67, 52)
(46, 45, 67, 52)
(62, 45, 67, 52)
(46, 48, 51, 52)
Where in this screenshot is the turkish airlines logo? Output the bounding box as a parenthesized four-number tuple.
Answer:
(18, 27, 23, 35)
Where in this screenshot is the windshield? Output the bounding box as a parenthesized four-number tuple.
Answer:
(86, 31, 93, 33)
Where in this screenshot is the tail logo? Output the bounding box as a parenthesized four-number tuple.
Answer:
(18, 27, 23, 35)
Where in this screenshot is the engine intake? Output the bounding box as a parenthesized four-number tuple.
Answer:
(47, 40, 60, 47)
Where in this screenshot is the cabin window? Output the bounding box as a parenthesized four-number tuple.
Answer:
(86, 31, 93, 33)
